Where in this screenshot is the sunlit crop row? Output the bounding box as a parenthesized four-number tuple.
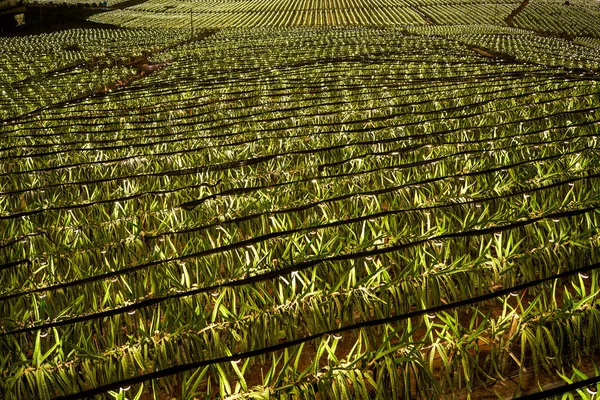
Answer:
(575, 37, 600, 51)
(420, 3, 516, 26)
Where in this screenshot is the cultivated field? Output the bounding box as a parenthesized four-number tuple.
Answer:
(2, 1, 600, 399)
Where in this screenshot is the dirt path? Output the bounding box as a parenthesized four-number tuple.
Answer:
(471, 47, 498, 58)
(506, 0, 529, 27)
(410, 5, 436, 25)
(96, 28, 218, 93)
(469, 46, 518, 63)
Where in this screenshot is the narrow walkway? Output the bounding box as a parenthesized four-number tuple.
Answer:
(410, 5, 436, 25)
(505, 0, 529, 27)
(469, 46, 517, 62)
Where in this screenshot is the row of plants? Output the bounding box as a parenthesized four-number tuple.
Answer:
(456, 32, 600, 71)
(575, 37, 600, 51)
(420, 3, 517, 26)
(1, 66, 136, 121)
(1, 69, 594, 154)
(127, 0, 424, 13)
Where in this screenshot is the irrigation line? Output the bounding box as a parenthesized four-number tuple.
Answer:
(0, 259, 30, 272)
(1, 68, 586, 136)
(0, 138, 589, 241)
(4, 73, 522, 128)
(152, 67, 570, 93)
(0, 179, 222, 220)
(34, 71, 561, 122)
(0, 136, 425, 178)
(37, 73, 539, 123)
(181, 101, 600, 142)
(2, 158, 598, 280)
(513, 374, 600, 400)
(2, 99, 596, 179)
(0, 34, 215, 126)
(0, 150, 596, 269)
(0, 126, 589, 199)
(70, 76, 577, 126)
(2, 205, 599, 336)
(7, 101, 597, 175)
(9, 62, 87, 87)
(93, 65, 570, 101)
(3, 55, 584, 127)
(178, 145, 593, 210)
(0, 120, 596, 203)
(158, 169, 600, 238)
(0, 65, 516, 128)
(125, 63, 549, 93)
(2, 85, 596, 154)
(464, 341, 600, 400)
(1, 150, 595, 267)
(50, 260, 600, 400)
(105, 88, 598, 135)
(0, 232, 48, 251)
(20, 85, 595, 162)
(0, 143, 591, 223)
(0, 78, 566, 144)
(23, 96, 600, 155)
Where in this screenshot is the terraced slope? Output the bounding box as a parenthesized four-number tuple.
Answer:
(2, 27, 600, 399)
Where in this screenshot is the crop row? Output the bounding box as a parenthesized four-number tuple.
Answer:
(420, 4, 515, 26)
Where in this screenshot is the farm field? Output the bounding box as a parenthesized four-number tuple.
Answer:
(2, 1, 600, 400)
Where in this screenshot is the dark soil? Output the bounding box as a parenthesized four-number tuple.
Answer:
(1, 12, 118, 37)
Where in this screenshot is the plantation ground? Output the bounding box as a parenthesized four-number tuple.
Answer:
(2, 1, 600, 400)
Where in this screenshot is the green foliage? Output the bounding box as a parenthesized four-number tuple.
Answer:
(1, 24, 600, 400)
